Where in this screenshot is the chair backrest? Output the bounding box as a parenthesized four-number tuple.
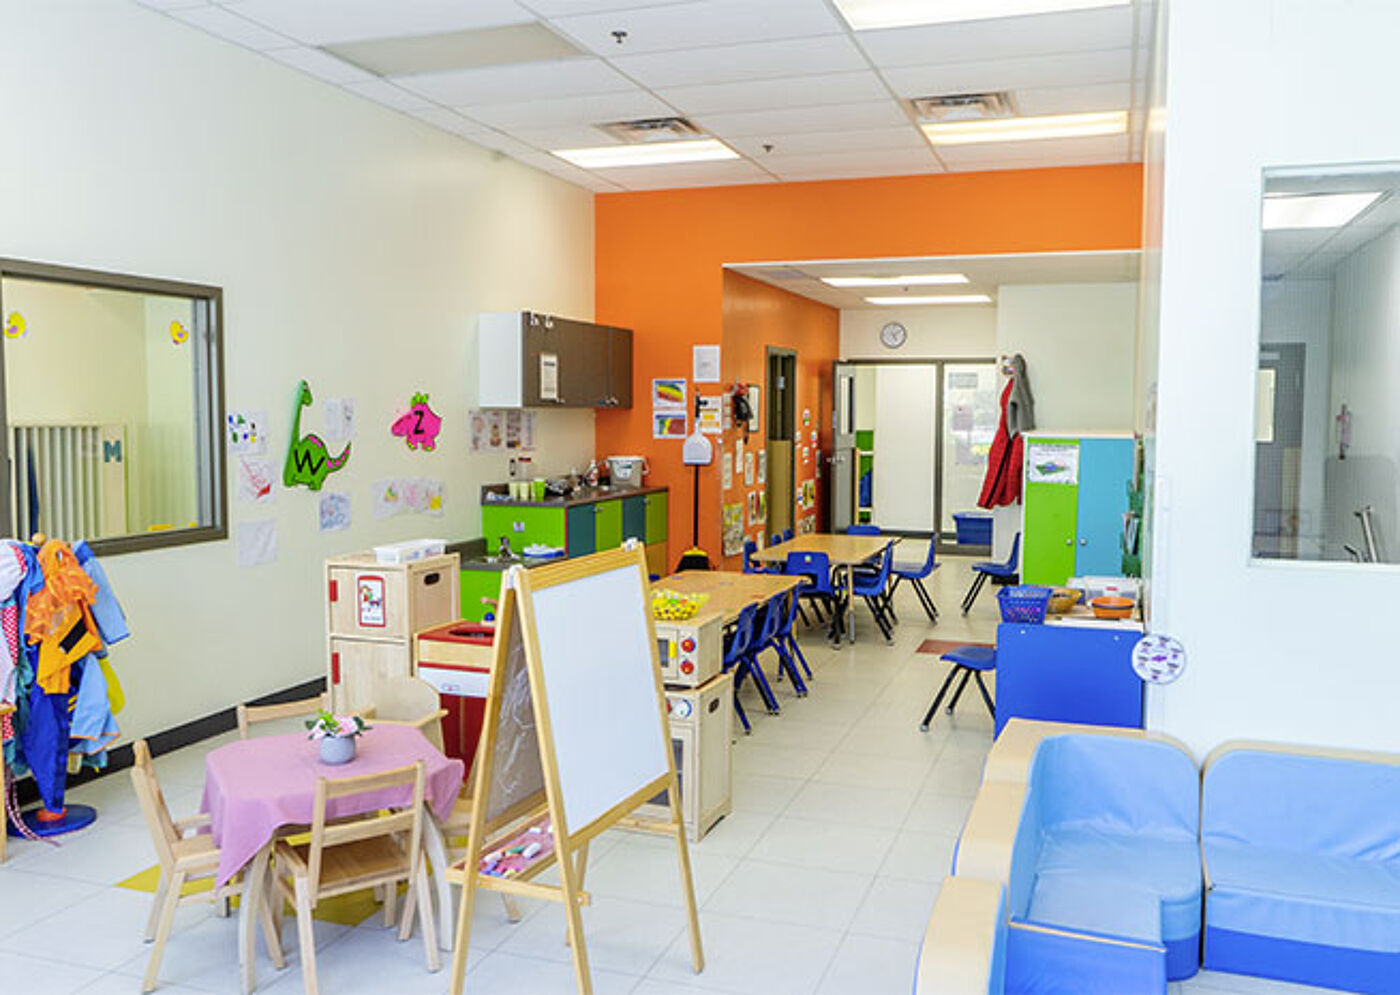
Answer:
(756, 596, 784, 645)
(130, 739, 179, 869)
(854, 545, 893, 593)
(1004, 532, 1022, 570)
(919, 536, 939, 572)
(785, 551, 834, 594)
(369, 677, 446, 751)
(782, 528, 794, 542)
(742, 539, 760, 574)
(779, 589, 799, 636)
(846, 524, 881, 535)
(770, 533, 782, 547)
(307, 761, 425, 896)
(723, 604, 757, 664)
(237, 692, 330, 739)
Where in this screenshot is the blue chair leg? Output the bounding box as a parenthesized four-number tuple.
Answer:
(961, 571, 989, 613)
(733, 685, 751, 734)
(972, 671, 995, 719)
(911, 577, 939, 621)
(774, 642, 808, 696)
(864, 595, 894, 642)
(946, 669, 974, 711)
(743, 652, 782, 714)
(785, 632, 812, 679)
(919, 664, 964, 731)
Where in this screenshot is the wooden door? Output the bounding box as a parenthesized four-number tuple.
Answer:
(329, 637, 410, 714)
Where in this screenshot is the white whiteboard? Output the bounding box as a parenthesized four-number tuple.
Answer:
(528, 562, 669, 832)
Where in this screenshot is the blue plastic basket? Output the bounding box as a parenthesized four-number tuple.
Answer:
(997, 585, 1052, 624)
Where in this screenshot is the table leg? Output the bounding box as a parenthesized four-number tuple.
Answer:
(845, 564, 857, 643)
(240, 845, 271, 995)
(422, 811, 455, 953)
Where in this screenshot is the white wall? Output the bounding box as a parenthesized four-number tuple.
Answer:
(1146, 0, 1400, 757)
(872, 365, 937, 530)
(841, 306, 996, 360)
(1, 0, 596, 741)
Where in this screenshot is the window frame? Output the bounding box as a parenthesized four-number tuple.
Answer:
(0, 257, 227, 555)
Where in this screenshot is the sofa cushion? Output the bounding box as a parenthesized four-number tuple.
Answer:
(1027, 876, 1161, 945)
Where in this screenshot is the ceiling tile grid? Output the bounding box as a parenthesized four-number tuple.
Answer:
(130, 0, 1156, 192)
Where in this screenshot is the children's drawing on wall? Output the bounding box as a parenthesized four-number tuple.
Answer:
(227, 410, 267, 455)
(756, 491, 767, 524)
(391, 392, 442, 452)
(169, 320, 188, 345)
(372, 477, 443, 519)
(744, 451, 755, 486)
(652, 378, 686, 411)
(1025, 441, 1079, 485)
(697, 396, 723, 434)
(803, 407, 811, 427)
(802, 446, 810, 464)
(284, 380, 350, 491)
(322, 397, 355, 444)
(757, 451, 767, 486)
(653, 412, 687, 439)
(747, 491, 760, 527)
(236, 519, 277, 567)
(236, 456, 275, 505)
(423, 479, 444, 516)
(319, 491, 351, 532)
(722, 503, 745, 556)
(721, 452, 733, 490)
(470, 409, 534, 453)
(373, 479, 403, 519)
(4, 311, 26, 339)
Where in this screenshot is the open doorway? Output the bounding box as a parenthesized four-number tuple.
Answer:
(766, 347, 796, 540)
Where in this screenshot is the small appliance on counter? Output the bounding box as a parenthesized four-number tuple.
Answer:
(606, 455, 648, 490)
(654, 614, 723, 687)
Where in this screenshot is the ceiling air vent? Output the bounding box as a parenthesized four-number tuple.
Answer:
(596, 117, 704, 144)
(909, 92, 1015, 123)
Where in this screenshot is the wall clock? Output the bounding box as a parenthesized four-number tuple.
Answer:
(880, 321, 907, 349)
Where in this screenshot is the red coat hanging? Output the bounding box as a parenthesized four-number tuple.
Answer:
(978, 379, 1024, 509)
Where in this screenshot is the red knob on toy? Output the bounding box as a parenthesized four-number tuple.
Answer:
(681, 661, 695, 674)
(681, 638, 696, 652)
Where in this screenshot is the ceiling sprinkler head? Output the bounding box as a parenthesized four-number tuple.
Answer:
(611, 29, 628, 44)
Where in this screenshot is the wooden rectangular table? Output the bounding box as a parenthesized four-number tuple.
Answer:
(750, 534, 899, 642)
(656, 570, 803, 626)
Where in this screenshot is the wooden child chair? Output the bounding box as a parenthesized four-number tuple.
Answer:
(236, 692, 330, 739)
(363, 676, 448, 751)
(130, 739, 285, 992)
(271, 762, 439, 995)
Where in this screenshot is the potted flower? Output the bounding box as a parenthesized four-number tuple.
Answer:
(306, 710, 370, 765)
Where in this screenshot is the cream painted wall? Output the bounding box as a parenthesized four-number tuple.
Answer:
(841, 306, 996, 360)
(1, 0, 595, 741)
(1146, 0, 1400, 757)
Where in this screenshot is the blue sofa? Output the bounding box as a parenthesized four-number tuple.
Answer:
(1202, 744, 1400, 994)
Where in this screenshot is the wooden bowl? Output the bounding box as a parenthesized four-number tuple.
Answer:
(1090, 595, 1134, 620)
(1047, 587, 1084, 614)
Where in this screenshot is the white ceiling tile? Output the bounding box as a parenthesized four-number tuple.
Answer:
(694, 100, 911, 137)
(458, 90, 676, 130)
(463, 130, 550, 160)
(603, 159, 777, 190)
(168, 6, 293, 50)
(133, 0, 209, 9)
(657, 70, 889, 115)
(547, 0, 843, 57)
(521, 0, 691, 15)
(341, 79, 437, 111)
(405, 106, 495, 137)
(726, 125, 925, 157)
(609, 34, 867, 89)
(395, 58, 636, 104)
(856, 6, 1133, 69)
(881, 48, 1133, 98)
(223, 0, 534, 45)
(510, 125, 627, 149)
(263, 45, 376, 85)
(934, 133, 1130, 166)
(1013, 80, 1131, 115)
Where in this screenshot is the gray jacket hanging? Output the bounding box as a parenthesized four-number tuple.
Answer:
(1007, 353, 1036, 435)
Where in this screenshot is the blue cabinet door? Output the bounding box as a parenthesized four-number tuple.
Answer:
(996, 623, 1144, 735)
(1075, 438, 1134, 576)
(621, 495, 647, 543)
(566, 504, 595, 558)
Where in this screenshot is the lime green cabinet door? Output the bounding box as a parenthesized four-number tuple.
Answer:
(460, 569, 505, 622)
(481, 505, 567, 552)
(594, 499, 623, 551)
(645, 491, 668, 543)
(1023, 473, 1079, 586)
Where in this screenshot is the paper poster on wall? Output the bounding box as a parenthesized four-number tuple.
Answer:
(469, 409, 510, 453)
(227, 410, 268, 455)
(721, 451, 733, 490)
(747, 491, 759, 526)
(801, 446, 810, 465)
(322, 398, 355, 444)
(1026, 441, 1080, 485)
(756, 491, 767, 524)
(757, 450, 766, 486)
(735, 437, 744, 471)
(692, 345, 721, 383)
(722, 503, 745, 556)
(236, 519, 277, 567)
(652, 378, 687, 411)
(504, 410, 535, 450)
(372, 479, 403, 519)
(744, 451, 755, 486)
(951, 405, 974, 432)
(745, 385, 760, 431)
(653, 412, 687, 439)
(539, 353, 559, 402)
(722, 401, 733, 431)
(236, 456, 275, 504)
(319, 491, 351, 532)
(423, 479, 445, 516)
(810, 429, 818, 446)
(697, 396, 723, 435)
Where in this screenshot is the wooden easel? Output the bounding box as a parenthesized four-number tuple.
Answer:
(446, 543, 704, 995)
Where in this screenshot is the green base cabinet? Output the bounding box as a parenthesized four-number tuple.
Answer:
(460, 569, 505, 622)
(595, 499, 623, 551)
(481, 505, 567, 554)
(645, 491, 668, 543)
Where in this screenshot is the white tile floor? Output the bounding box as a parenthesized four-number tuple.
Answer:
(0, 551, 1342, 994)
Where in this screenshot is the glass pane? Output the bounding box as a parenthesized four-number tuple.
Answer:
(1255, 165, 1400, 562)
(941, 363, 998, 536)
(2, 275, 211, 542)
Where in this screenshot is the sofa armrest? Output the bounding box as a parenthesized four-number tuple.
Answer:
(953, 781, 1026, 884)
(915, 876, 1006, 995)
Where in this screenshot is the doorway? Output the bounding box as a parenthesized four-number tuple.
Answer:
(766, 347, 796, 539)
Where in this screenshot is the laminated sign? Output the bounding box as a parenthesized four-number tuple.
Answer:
(1026, 441, 1079, 485)
(357, 575, 386, 628)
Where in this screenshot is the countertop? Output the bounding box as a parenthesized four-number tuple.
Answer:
(479, 483, 668, 510)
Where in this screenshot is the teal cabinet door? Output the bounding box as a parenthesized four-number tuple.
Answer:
(566, 504, 596, 557)
(1075, 438, 1134, 576)
(621, 496, 647, 542)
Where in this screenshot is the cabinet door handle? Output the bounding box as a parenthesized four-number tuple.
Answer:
(1079, 538, 1088, 546)
(1065, 538, 1073, 546)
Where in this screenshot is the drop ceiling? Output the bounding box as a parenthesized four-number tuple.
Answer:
(133, 0, 1157, 193)
(730, 251, 1140, 308)
(1263, 170, 1400, 283)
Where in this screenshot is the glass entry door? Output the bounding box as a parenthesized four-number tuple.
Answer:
(939, 363, 1000, 537)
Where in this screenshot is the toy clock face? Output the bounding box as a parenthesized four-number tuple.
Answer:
(670, 698, 693, 719)
(880, 321, 907, 350)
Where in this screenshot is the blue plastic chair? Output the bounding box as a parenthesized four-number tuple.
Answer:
(919, 646, 996, 730)
(741, 602, 783, 716)
(722, 605, 759, 733)
(743, 538, 777, 575)
(961, 533, 1020, 614)
(770, 532, 782, 548)
(754, 592, 809, 696)
(786, 550, 844, 641)
(846, 524, 881, 536)
(775, 589, 812, 681)
(891, 537, 941, 622)
(849, 545, 896, 641)
(781, 528, 794, 542)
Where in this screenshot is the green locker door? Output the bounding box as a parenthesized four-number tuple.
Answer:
(644, 491, 668, 542)
(1022, 439, 1080, 586)
(621, 496, 647, 542)
(594, 499, 623, 551)
(481, 505, 567, 552)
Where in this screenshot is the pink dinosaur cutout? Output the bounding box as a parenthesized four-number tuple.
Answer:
(392, 393, 442, 451)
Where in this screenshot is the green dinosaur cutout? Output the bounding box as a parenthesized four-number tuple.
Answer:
(283, 379, 350, 491)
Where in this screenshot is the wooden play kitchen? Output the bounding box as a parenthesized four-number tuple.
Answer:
(323, 549, 460, 713)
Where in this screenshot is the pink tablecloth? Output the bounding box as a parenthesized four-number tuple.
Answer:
(201, 724, 464, 887)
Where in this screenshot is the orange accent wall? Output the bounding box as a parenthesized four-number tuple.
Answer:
(595, 164, 1143, 567)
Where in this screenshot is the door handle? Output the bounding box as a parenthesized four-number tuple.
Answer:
(1065, 539, 1072, 546)
(1079, 538, 1087, 546)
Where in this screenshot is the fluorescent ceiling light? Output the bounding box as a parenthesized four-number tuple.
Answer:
(835, 0, 1128, 31)
(552, 139, 738, 169)
(1262, 192, 1381, 230)
(923, 110, 1127, 146)
(865, 294, 992, 305)
(822, 273, 969, 287)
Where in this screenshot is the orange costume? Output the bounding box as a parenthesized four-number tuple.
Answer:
(24, 540, 100, 695)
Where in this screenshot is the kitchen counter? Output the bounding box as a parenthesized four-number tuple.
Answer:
(479, 483, 668, 509)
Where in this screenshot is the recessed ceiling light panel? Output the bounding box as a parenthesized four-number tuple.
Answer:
(835, 0, 1129, 31)
(823, 274, 969, 287)
(922, 110, 1127, 146)
(1262, 192, 1381, 230)
(552, 139, 739, 169)
(326, 23, 582, 77)
(865, 294, 992, 305)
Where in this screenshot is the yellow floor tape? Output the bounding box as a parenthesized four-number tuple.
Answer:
(116, 866, 406, 928)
